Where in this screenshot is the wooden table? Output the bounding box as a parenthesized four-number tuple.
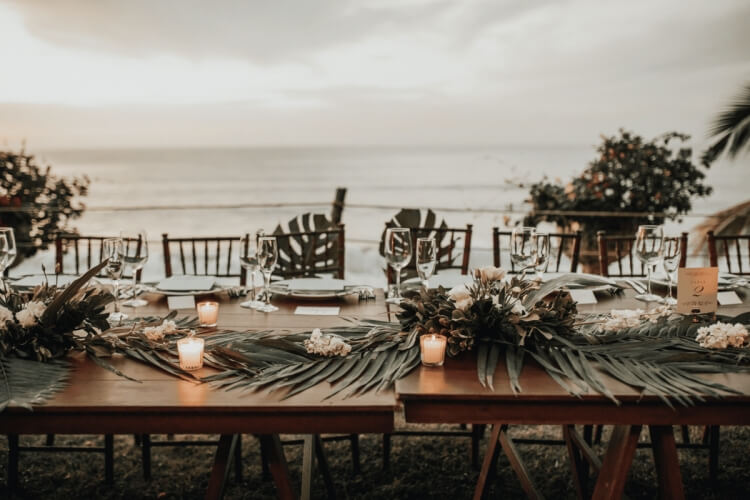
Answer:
(396, 289, 750, 499)
(1, 291, 395, 500)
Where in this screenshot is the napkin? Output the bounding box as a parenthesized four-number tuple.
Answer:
(278, 278, 347, 292)
(156, 275, 216, 292)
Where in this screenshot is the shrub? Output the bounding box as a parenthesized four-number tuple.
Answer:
(0, 150, 89, 265)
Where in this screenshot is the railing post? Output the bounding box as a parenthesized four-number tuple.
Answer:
(331, 188, 347, 224)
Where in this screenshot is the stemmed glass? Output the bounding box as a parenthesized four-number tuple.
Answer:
(634, 225, 664, 302)
(661, 236, 681, 306)
(510, 227, 538, 273)
(384, 228, 412, 304)
(416, 237, 437, 289)
(534, 232, 550, 280)
(0, 228, 16, 292)
(240, 231, 265, 309)
(120, 231, 149, 308)
(257, 236, 279, 313)
(102, 237, 128, 321)
(0, 234, 9, 293)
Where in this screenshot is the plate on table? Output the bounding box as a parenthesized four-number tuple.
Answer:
(10, 274, 78, 292)
(402, 273, 472, 291)
(152, 275, 236, 296)
(269, 278, 362, 299)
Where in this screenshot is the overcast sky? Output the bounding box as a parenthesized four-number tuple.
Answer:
(1, 0, 749, 149)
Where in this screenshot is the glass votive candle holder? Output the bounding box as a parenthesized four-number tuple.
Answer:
(420, 333, 447, 367)
(177, 335, 205, 371)
(196, 300, 219, 327)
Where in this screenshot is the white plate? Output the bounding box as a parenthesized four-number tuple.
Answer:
(11, 274, 78, 290)
(156, 275, 216, 292)
(269, 278, 364, 300)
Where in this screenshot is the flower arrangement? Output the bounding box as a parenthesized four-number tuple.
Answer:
(398, 267, 578, 357)
(0, 264, 113, 361)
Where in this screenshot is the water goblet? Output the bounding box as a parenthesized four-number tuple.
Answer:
(240, 231, 265, 309)
(634, 225, 664, 302)
(661, 236, 681, 306)
(384, 227, 412, 304)
(0, 234, 8, 293)
(258, 236, 279, 313)
(510, 226, 537, 274)
(103, 237, 128, 321)
(120, 231, 149, 308)
(416, 237, 437, 289)
(534, 232, 550, 281)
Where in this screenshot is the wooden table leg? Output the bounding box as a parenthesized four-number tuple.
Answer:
(314, 435, 336, 499)
(649, 426, 685, 500)
(259, 434, 297, 500)
(301, 436, 314, 500)
(592, 425, 641, 500)
(473, 424, 502, 500)
(498, 427, 543, 500)
(205, 434, 238, 500)
(7, 434, 19, 493)
(564, 425, 589, 500)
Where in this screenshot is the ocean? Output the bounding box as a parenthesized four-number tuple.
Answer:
(15, 145, 746, 285)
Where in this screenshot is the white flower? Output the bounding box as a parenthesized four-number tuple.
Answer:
(0, 305, 13, 329)
(474, 266, 507, 284)
(448, 284, 474, 311)
(601, 309, 644, 332)
(143, 319, 180, 342)
(15, 301, 46, 328)
(511, 300, 526, 316)
(695, 322, 748, 349)
(304, 328, 352, 357)
(511, 286, 522, 296)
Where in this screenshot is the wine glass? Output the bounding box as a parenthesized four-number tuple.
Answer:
(0, 233, 8, 293)
(661, 236, 681, 306)
(416, 237, 437, 289)
(510, 227, 537, 273)
(534, 232, 550, 281)
(120, 231, 149, 308)
(384, 227, 412, 304)
(240, 231, 264, 309)
(257, 236, 279, 313)
(102, 237, 128, 321)
(634, 225, 664, 302)
(0, 227, 17, 270)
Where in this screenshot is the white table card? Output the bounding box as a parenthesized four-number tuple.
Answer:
(568, 289, 598, 305)
(294, 306, 340, 316)
(677, 268, 718, 315)
(167, 295, 197, 310)
(717, 291, 743, 306)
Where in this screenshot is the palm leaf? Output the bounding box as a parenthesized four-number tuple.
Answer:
(0, 356, 70, 411)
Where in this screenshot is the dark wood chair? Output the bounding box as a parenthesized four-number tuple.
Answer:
(597, 230, 688, 277)
(161, 234, 248, 285)
(272, 224, 345, 279)
(13, 234, 149, 487)
(492, 229, 582, 273)
(708, 231, 750, 275)
(55, 233, 142, 280)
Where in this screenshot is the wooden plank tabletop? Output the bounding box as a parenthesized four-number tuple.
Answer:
(0, 289, 396, 435)
(397, 287, 750, 427)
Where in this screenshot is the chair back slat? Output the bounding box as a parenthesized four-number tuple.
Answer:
(707, 231, 750, 275)
(597, 231, 688, 277)
(162, 234, 248, 285)
(491, 230, 581, 273)
(54, 234, 139, 280)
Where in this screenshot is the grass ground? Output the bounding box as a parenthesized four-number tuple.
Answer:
(1, 419, 749, 499)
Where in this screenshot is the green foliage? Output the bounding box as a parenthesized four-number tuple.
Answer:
(701, 82, 750, 165)
(0, 150, 89, 263)
(525, 129, 712, 244)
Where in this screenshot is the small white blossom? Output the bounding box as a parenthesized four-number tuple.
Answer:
(143, 319, 180, 342)
(695, 322, 748, 349)
(0, 305, 13, 329)
(474, 266, 507, 284)
(304, 328, 352, 357)
(15, 300, 46, 328)
(511, 300, 526, 316)
(448, 284, 474, 311)
(601, 309, 645, 332)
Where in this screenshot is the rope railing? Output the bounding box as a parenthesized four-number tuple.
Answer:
(0, 202, 719, 219)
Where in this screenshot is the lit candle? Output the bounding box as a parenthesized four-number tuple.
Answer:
(196, 301, 219, 327)
(177, 334, 205, 371)
(420, 334, 447, 367)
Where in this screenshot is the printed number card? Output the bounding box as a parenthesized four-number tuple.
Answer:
(677, 267, 718, 315)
